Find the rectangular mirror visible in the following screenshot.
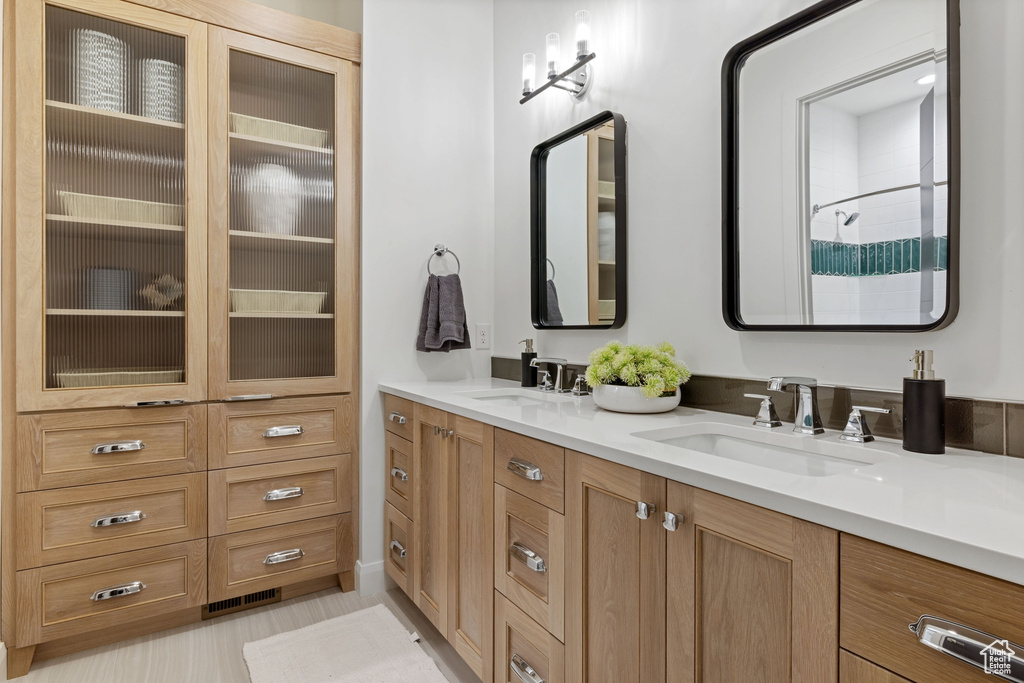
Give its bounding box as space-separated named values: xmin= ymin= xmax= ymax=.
xmin=532 ymin=111 xmax=627 ymax=329
xmin=723 ymin=0 xmax=959 ymax=331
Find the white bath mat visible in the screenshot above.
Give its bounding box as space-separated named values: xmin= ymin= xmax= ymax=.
xmin=242 ymin=603 xmax=450 ymax=683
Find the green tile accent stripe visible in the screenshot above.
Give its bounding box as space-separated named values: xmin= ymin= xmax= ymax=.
xmin=811 ymin=236 xmax=947 ymax=277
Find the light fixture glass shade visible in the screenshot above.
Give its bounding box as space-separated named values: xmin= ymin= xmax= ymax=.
xmin=916 ymin=73 xmax=936 ymax=85
xmin=522 ymin=53 xmax=536 ymax=95
xmin=575 ymin=10 xmax=591 ymax=57
xmin=546 ymin=33 xmax=560 ymax=77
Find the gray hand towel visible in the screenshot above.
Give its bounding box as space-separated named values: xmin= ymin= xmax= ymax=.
xmin=546 ymin=279 xmax=564 ymax=326
xmin=416 ymin=274 xmax=440 ymax=352
xmin=417 ymin=273 xmax=472 ymax=352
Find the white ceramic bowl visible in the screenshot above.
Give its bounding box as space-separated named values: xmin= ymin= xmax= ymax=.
xmin=591 ymin=384 xmax=680 ymax=414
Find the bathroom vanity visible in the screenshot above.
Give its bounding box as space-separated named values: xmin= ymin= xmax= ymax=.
xmin=381 ymin=380 xmax=1024 ymax=683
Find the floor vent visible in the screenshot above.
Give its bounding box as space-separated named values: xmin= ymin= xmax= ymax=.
xmin=202 ymin=587 xmax=281 ymax=620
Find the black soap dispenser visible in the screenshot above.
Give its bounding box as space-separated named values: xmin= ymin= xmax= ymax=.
xmin=903 ymin=350 xmax=945 ymax=454
xmin=520 ymin=339 xmax=538 ymax=387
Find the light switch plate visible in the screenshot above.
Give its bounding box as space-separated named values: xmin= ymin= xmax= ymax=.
xmin=475 ymin=323 xmax=491 ymax=349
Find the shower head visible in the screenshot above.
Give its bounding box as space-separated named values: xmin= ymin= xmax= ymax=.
xmin=835 ymin=210 xmax=860 ymax=226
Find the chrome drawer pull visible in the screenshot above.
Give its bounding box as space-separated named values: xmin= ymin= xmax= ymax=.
xmin=263 ymin=548 xmax=305 ymax=565
xmin=90 ymin=440 xmax=145 ymax=455
xmin=389 ymin=539 xmax=407 ymax=558
xmin=507 ymin=458 xmax=543 ymax=481
xmin=636 ymin=501 xmax=656 ymax=520
xmin=227 ymin=394 xmax=273 ymax=401
xmin=510 ymin=542 xmax=546 ymax=573
xmin=390 ymin=467 xmax=408 ymax=482
xmin=910 ymin=615 xmax=1024 ymax=682
xmin=91 ymin=581 xmax=146 ymax=601
xmin=263 ymin=425 xmax=303 ymax=438
xmin=124 ymin=399 xmax=187 ymax=408
xmin=90 ymin=510 xmax=146 ymax=528
xmin=263 ymin=487 xmax=304 ymax=502
xmin=510 ymin=654 xmax=544 ymax=683
xmin=388 ymin=411 xmax=407 ymax=424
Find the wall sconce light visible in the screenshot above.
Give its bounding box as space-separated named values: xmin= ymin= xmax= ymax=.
xmin=520 ymin=9 xmax=595 ymax=104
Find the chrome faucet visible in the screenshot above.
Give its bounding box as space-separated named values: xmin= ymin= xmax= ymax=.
xmin=531 ymin=357 xmax=569 ymax=393
xmin=767 ymin=376 xmax=824 ymax=435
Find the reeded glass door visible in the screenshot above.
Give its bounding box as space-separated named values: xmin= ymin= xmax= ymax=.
xmin=16 ymin=0 xmax=207 ymax=411
xmin=208 ymin=28 xmax=355 ymax=399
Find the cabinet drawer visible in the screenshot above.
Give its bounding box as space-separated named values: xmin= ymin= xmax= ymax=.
xmin=841 ymin=534 xmax=1024 ymax=683
xmin=840 ymin=650 xmax=912 ymax=682
xmin=14 ymin=540 xmax=206 ymax=647
xmin=16 ymin=473 xmax=206 ymax=569
xmin=385 ymin=503 xmax=413 ymax=598
xmin=17 ymin=405 xmax=207 ymax=492
xmin=385 ymin=432 xmax=413 ymax=518
xmin=494 ymin=485 xmax=564 ymax=640
xmin=383 ymin=393 xmax=414 ymax=441
xmin=208 ymin=514 xmax=351 ymax=601
xmin=209 ymin=455 xmax=350 ymax=535
xmin=209 ymin=395 xmax=352 ymax=469
xmin=495 ymin=592 xmax=564 ymax=683
xmin=493 ymin=429 xmax=565 ymax=514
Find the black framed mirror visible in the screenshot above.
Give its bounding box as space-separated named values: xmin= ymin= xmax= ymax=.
xmin=532 ymin=111 xmax=627 ymax=329
xmin=723 ymin=0 xmax=960 ymax=331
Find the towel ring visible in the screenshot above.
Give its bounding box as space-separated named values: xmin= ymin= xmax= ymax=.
xmin=546 ymin=258 xmax=555 ymax=279
xmin=427 ymin=244 xmax=461 ymax=275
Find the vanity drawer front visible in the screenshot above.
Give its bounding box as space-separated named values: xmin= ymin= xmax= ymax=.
xmin=385 ymin=432 xmax=413 ymax=518
xmin=494 ymin=592 xmax=564 ymax=683
xmin=383 ymin=394 xmax=415 ymax=441
xmin=841 ymin=534 xmax=1024 ymax=683
xmin=494 ymin=485 xmax=564 ymax=640
xmin=17 ymin=473 xmax=206 ymax=569
xmin=209 ymin=455 xmax=350 ymax=536
xmin=14 ymin=540 xmax=206 ymax=648
xmin=385 ymin=503 xmax=413 ymax=598
xmin=493 ymin=429 xmax=565 ymax=514
xmin=840 ymin=650 xmax=912 ymax=683
xmin=208 ymin=514 xmax=351 ymax=601
xmin=17 ymin=405 xmax=207 ymax=492
xmin=209 ymin=395 xmax=352 ymax=469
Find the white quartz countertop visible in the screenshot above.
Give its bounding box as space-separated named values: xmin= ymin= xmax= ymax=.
xmin=379 ymin=378 xmax=1024 ymax=586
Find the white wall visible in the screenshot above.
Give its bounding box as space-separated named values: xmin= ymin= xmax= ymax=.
xmin=361 ymin=0 xmax=494 ymax=589
xmin=248 ymin=0 xmax=362 ymax=32
xmin=493 ymin=0 xmax=1024 ymax=402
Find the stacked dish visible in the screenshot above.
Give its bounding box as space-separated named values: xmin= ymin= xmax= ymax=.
xmin=140 ymin=58 xmax=184 ymax=122
xmin=229 ymin=289 xmax=327 ymax=314
xmin=58 ymin=191 xmax=184 ymax=226
xmin=71 ymin=28 xmax=129 ymax=113
xmin=230 ymin=113 xmax=329 ymax=148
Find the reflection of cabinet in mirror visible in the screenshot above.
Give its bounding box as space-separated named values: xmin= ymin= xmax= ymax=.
xmin=586 ymin=122 xmax=616 ymax=325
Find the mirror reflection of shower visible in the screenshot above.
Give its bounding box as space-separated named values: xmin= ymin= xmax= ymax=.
xmin=832 ymin=209 xmax=859 ymax=243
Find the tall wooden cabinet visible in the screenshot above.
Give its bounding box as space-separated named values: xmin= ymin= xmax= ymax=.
xmin=2 ymin=0 xmax=360 ymax=677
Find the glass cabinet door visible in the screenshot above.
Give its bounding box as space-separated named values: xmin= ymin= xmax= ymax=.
xmin=208 ymin=28 xmax=356 ymax=399
xmin=15 ymin=0 xmax=208 ymax=411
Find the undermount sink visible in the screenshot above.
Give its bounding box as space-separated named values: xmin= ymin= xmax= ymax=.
xmin=457 ymin=388 xmax=578 ymax=408
xmin=633 ymin=422 xmax=893 ymax=477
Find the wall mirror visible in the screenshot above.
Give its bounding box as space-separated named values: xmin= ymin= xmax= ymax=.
xmin=532 ymin=111 xmax=627 ymax=329
xmin=723 ymin=0 xmax=959 ymax=331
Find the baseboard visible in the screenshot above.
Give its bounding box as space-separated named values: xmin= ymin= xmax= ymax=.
xmin=356 ymin=559 xmax=386 ymax=596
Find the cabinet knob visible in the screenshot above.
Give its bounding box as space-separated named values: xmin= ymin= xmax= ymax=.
xmin=662 ymin=511 xmax=682 ymax=532
xmin=636 ymin=501 xmax=656 ymax=520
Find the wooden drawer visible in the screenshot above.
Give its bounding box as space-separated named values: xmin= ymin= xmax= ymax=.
xmin=208 ymin=514 xmax=351 ymax=601
xmin=383 ymin=393 xmax=414 ymax=441
xmin=17 ymin=405 xmax=207 ymax=492
xmin=494 ymin=429 xmax=565 ymax=514
xmin=840 ymin=650 xmax=912 ymax=682
xmin=385 ymin=432 xmax=412 ymax=518
xmin=841 ymin=534 xmax=1024 ymax=683
xmin=14 ymin=540 xmax=206 ymax=647
xmin=385 ymin=502 xmax=413 ymax=598
xmin=494 ymin=485 xmax=564 ymax=640
xmin=16 ymin=473 xmax=206 ymax=569
xmin=209 ymin=395 xmax=352 ymax=469
xmin=495 ymin=592 xmax=564 ymax=683
xmin=209 ymin=455 xmax=350 ymax=535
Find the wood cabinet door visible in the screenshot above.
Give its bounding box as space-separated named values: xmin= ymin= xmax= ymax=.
xmin=446 ymin=415 xmax=493 ymax=682
xmin=412 ymin=403 xmax=448 ymax=635
xmin=566 ymin=450 xmax=666 ymax=683
xmin=666 ymin=482 xmax=838 ymax=683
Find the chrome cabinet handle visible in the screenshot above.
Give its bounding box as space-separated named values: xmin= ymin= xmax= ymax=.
xmin=90 ymin=440 xmax=145 ymax=455
xmin=91 ymin=581 xmax=146 ymax=601
xmin=910 ymin=615 xmax=1024 ymax=682
xmin=227 ymin=394 xmax=273 ymax=401
xmin=510 ymin=654 xmax=544 ymax=683
xmin=388 ymin=411 xmax=407 ymax=424
xmin=390 ymin=467 xmax=408 ymax=482
xmin=507 ymin=458 xmax=543 ymax=481
xmin=90 ymin=510 xmax=146 ymax=528
xmin=263 ymin=425 xmax=303 ymax=438
xmin=510 ymin=542 xmax=547 ymax=573
xmin=389 ymin=539 xmax=407 ymax=558
xmin=124 ymin=399 xmax=186 ymax=407
xmin=636 ymin=501 xmax=656 ymax=520
xmin=263 ymin=487 xmax=304 ymax=502
xmin=663 ymin=511 xmax=682 ymax=532
xmin=263 ymin=548 xmax=305 ymax=565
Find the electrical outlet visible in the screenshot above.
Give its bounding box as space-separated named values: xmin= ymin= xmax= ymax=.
xmin=475 ymin=323 xmax=491 ymax=349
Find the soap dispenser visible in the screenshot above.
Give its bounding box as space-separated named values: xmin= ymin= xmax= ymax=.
xmin=520 ymin=339 xmax=538 ymax=387
xmin=902 ymin=350 xmax=945 ymax=454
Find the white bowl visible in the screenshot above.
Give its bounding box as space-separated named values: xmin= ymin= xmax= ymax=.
xmin=591 ymin=384 xmax=680 ymax=414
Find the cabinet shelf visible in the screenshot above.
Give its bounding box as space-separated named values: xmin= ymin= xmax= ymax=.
xmin=46 ymin=100 xmax=185 ymax=130
xmin=229 ymin=230 xmax=333 ymax=245
xmin=229 ymin=312 xmax=334 ymax=319
xmin=47 ymin=214 xmax=185 ymax=234
xmin=229 ymin=132 xmax=333 ymax=155
xmin=47 ymin=309 xmax=185 ymax=317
